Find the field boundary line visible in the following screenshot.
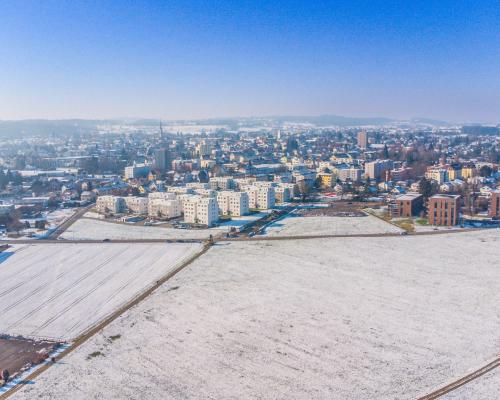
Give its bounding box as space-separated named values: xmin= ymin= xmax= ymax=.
xmin=0 ymin=241 xmax=212 ymax=400
xmin=417 ymin=356 xmax=500 ymax=400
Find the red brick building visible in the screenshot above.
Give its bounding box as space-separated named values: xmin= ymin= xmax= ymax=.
xmin=490 ymin=190 xmax=500 ymax=218
xmin=391 ymin=193 xmax=424 ymax=218
xmin=428 ymin=194 xmax=460 ymax=226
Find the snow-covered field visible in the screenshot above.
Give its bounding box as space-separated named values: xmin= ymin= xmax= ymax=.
xmin=45 ymin=208 xmax=78 ymax=228
xmin=0 ymin=242 xmax=201 ymax=340
xmin=62 ymin=213 xmax=270 ymax=241
xmin=440 ymin=368 xmax=500 ymax=399
xmin=10 ymin=230 xmax=500 ymax=399
xmin=60 ymin=218 xmax=219 ymax=240
xmin=263 ymin=213 xmax=403 ymax=236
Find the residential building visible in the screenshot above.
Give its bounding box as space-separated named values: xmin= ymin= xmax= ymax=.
xmin=209 ymin=177 xmax=235 ymax=190
xmin=275 ymin=186 xmax=291 ymax=203
xmin=183 ymin=196 xmax=219 ymax=226
xmin=243 ymin=185 xmax=276 ymax=209
xmin=124 ymin=163 xmax=151 ymax=180
xmin=217 ymin=191 xmax=249 ymax=216
xmin=96 ymin=195 xmax=126 ymax=214
xmin=336 ymin=166 xmax=362 ymax=183
xmin=428 ymin=194 xmax=460 ymax=226
xmin=148 ymin=192 xmax=177 ymax=201
xmin=425 ymin=167 xmax=448 ymax=184
xmin=390 ymin=193 xmax=423 ymax=218
xmin=148 ymin=198 xmax=182 ymax=220
xmin=364 ymin=160 xmax=394 ymax=181
xmin=357 ymin=131 xmax=368 ymax=149
xmin=318 ymin=172 xmax=336 ymax=188
xmin=154 ymin=148 xmax=171 ymax=172
xmin=124 ymin=196 xmax=148 ymax=214
xmin=489 ymin=190 xmax=500 ymax=218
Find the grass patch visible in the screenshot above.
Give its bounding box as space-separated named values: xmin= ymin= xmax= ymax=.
xmin=415 ymin=218 xmax=429 ymax=226
xmin=393 ymin=219 xmax=415 ymax=232
xmin=87 ymin=351 xmax=104 ymax=360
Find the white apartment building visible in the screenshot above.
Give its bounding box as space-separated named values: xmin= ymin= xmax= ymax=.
xmin=124 ymin=196 xmax=149 ymax=215
xmin=209 ymin=177 xmax=235 ymax=190
xmin=186 ymin=182 xmax=210 ymax=189
xmin=217 ymin=191 xmax=249 ymax=216
xmin=275 ymin=186 xmax=291 ymax=203
xmin=242 ymin=185 xmax=276 ymax=210
xmin=193 ymin=188 xmax=217 ymax=198
xmin=183 ymin=196 xmax=219 ymax=227
xmin=425 ymin=168 xmax=448 ymax=184
xmin=364 ymin=160 xmax=394 ymax=181
xmin=148 ymin=198 xmax=182 ymax=220
xmin=167 ymin=186 xmax=195 ymax=195
xmin=148 ymin=192 xmax=177 ymax=201
xmin=124 ymin=163 xmax=151 ymax=180
xmin=336 ymin=167 xmax=363 ymax=183
xmin=96 ymin=195 xmax=126 ymax=214
xmin=234 ymin=177 xmax=257 ymax=189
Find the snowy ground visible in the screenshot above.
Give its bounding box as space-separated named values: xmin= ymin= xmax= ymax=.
xmin=263 ymin=213 xmax=403 ymax=236
xmin=60 ymin=218 xmax=220 ymax=240
xmin=0 ymin=242 xmax=201 ymax=340
xmin=440 ymin=368 xmax=500 ymax=399
xmin=61 ymin=213 xmax=270 ymax=241
xmin=10 ymin=230 xmax=500 ymax=399
xmin=45 ymin=208 xmax=78 ymax=228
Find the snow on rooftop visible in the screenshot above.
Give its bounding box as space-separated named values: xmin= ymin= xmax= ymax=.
xmin=10 ymin=230 xmax=500 ymax=399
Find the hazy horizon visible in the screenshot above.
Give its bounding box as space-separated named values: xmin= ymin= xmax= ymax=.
xmin=1 ymin=1 xmax=499 ymax=123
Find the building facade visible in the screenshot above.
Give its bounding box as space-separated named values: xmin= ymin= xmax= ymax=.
xmin=96 ymin=196 xmax=126 ymax=214
xmin=217 ymin=191 xmax=249 ymax=216
xmin=391 ymin=193 xmax=423 ymax=218
xmin=428 ymin=194 xmax=460 ymax=226
xmin=489 ymin=190 xmax=500 ymax=218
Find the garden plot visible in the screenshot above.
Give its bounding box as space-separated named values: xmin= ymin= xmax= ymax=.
xmin=10 ymin=230 xmax=500 ymax=400
xmin=60 ymin=218 xmax=222 ymax=240
xmin=0 ymin=242 xmax=201 ymax=340
xmin=263 ymin=213 xmax=402 ymax=236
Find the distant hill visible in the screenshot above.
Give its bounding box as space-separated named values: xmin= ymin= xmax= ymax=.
xmin=0 ymin=114 xmax=458 ymax=137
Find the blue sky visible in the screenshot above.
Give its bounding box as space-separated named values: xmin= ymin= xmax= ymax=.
xmin=1 ymin=0 xmax=499 ymax=122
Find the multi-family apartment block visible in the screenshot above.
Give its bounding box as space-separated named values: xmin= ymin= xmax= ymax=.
xmin=489 ymin=190 xmax=500 ymax=218
xmin=124 ymin=196 xmax=149 ymax=215
xmin=209 ymin=177 xmax=235 ymax=190
xmin=364 ymin=160 xmax=394 ymax=181
xmin=336 ymin=166 xmax=363 ymax=183
xmin=428 ymin=194 xmax=460 ymax=226
xmin=274 ymin=186 xmax=291 ymax=203
xmin=124 ymin=163 xmax=151 ymax=180
xmin=390 ymin=193 xmax=423 ymax=218
xmin=183 ymin=196 xmax=219 ymax=227
xmin=148 ymin=198 xmax=182 ymax=219
xmin=242 ymin=185 xmax=276 ymax=210
xmin=217 ymin=191 xmax=249 ymax=216
xmin=96 ymin=195 xmax=126 ymax=214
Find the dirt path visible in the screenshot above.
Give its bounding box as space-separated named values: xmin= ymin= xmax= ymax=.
xmin=418 ymin=357 xmax=500 ymax=399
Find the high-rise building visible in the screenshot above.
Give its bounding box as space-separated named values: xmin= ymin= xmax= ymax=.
xmin=154 ymin=148 xmax=171 ymax=172
xmin=357 ymin=131 xmax=368 ymax=149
